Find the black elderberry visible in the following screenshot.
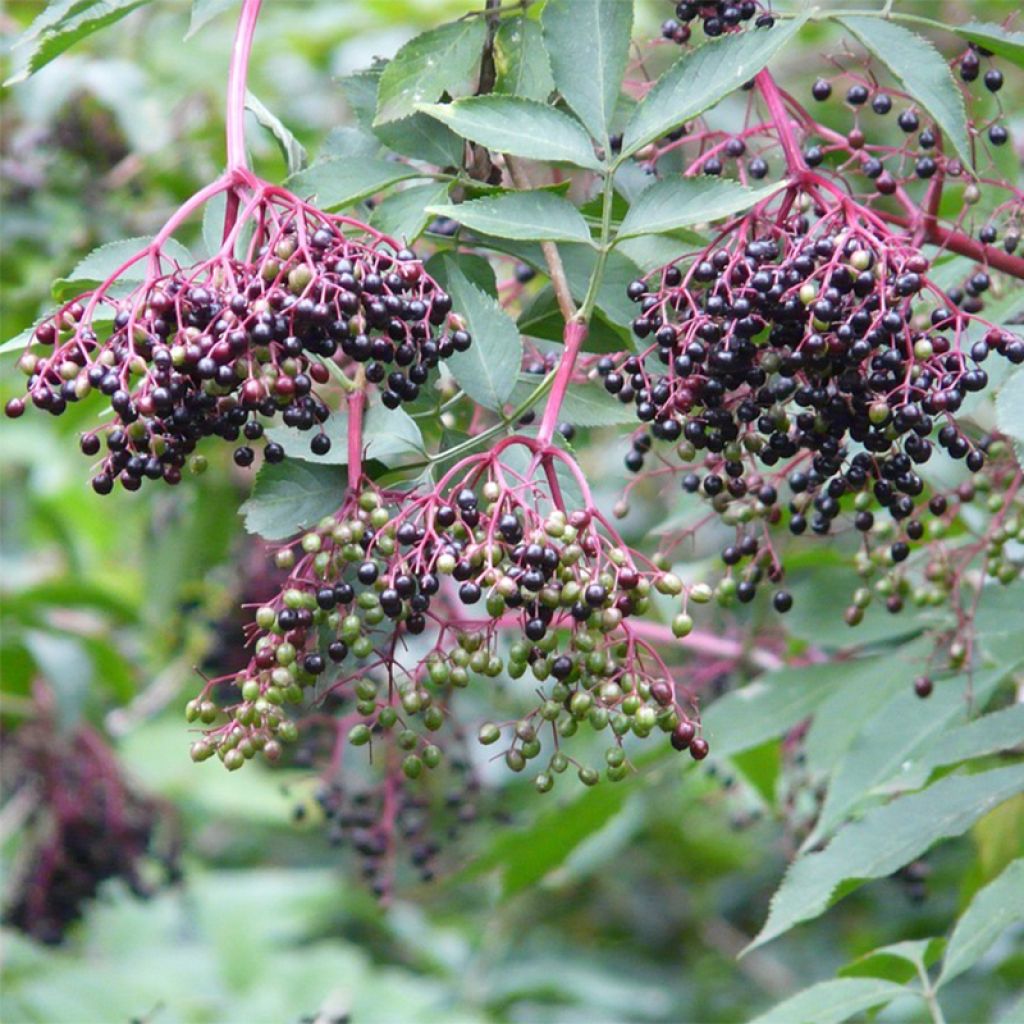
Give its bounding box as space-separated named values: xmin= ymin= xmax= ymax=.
xmin=812 ymin=78 xmax=832 ymax=101
xmin=846 ymin=84 xmax=869 ymax=105
xmin=984 ymin=68 xmax=1003 ymax=92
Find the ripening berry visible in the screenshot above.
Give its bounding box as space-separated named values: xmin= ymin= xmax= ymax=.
xmin=812 ymin=78 xmax=832 ymax=101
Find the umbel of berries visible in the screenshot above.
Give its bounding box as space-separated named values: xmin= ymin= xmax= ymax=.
xmin=3 ymin=0 xmax=470 ymax=495
xmin=189 ymin=434 xmax=711 ymax=795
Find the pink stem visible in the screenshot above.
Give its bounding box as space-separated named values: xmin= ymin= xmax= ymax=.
xmin=756 ymin=69 xmax=803 ymax=178
xmin=226 ymin=0 xmax=263 ymax=174
xmin=347 ymin=389 xmax=365 ymax=483
xmin=536 ymin=320 xmax=587 ymax=447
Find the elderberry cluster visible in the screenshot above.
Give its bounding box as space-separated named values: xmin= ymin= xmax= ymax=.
xmin=2 ymin=717 xmax=177 ymax=944
xmin=807 ymin=53 xmax=1014 ymax=203
xmin=294 ymin=720 xmax=485 ymax=893
xmin=603 ymin=202 xmax=1022 ymax=599
xmin=662 ymin=0 xmax=773 ymax=44
xmin=5 ymin=206 xmax=466 ymax=493
xmin=190 ymin=454 xmax=709 ymax=795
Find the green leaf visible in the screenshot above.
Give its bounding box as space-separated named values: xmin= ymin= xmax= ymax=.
xmin=371 ymin=182 xmax=451 ymax=243
xmin=802 ymin=638 xmax=931 ymax=778
xmin=996 ymin=367 xmax=1024 ymax=465
xmin=541 ymin=0 xmax=632 ymax=146
xmin=375 ymin=114 xmax=466 ymax=169
xmin=839 ymin=17 xmax=972 ymax=170
xmin=464 ymin=781 xmax=630 ymax=896
xmin=240 ymin=460 xmax=347 ymax=541
xmin=621 ymin=16 xmax=808 ymax=157
xmin=494 ymin=17 xmax=555 ymax=102
xmin=954 ymin=22 xmax=1024 ymax=70
xmin=615 ymin=231 xmax=709 ymax=272
xmin=288 ymin=157 xmax=423 ymax=212
xmin=703 ymin=654 xmax=901 ymax=760
xmin=877 ymin=703 xmax=1024 ymax=799
xmin=750 ymin=977 xmax=908 ymax=1024
xmin=374 ymin=19 xmax=488 ymax=125
xmin=6 ymin=0 xmax=152 ymax=85
xmin=319 ymin=125 xmax=381 ymax=161
xmin=267 ymin=403 xmax=424 ymax=467
xmin=507 ymin=376 xmax=639 ymax=426
xmin=429 ymin=191 xmax=592 ymax=244
xmin=806 ymin=659 xmax=1020 ymax=846
xmin=748 ymin=764 xmax=1024 ymax=951
xmin=939 ymin=858 xmax=1024 ymax=986
xmin=841 ymin=939 xmax=945 ymax=984
xmin=52 ymin=236 xmax=194 ymax=300
xmin=615 ymin=177 xmax=781 ymax=241
xmin=441 ymin=260 xmax=522 ymax=410
xmin=417 ymin=97 xmax=603 ymax=171
xmin=185 ymin=0 xmax=236 ymax=39
xmin=246 ymin=90 xmax=307 ymax=176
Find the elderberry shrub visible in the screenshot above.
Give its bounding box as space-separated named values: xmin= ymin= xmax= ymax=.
xmin=6 ymin=204 xmax=466 ymax=494
xmin=2 ymin=713 xmax=178 ymax=944
xmin=190 ymin=456 xmax=709 ymax=795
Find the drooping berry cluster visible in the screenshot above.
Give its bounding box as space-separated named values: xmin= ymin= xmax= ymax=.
xmin=190 ymin=442 xmax=710 ymax=802
xmin=5 ymin=186 xmax=467 ymax=493
xmin=2 ymin=706 xmax=178 ymax=944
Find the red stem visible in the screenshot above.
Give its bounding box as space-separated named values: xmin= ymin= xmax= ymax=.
xmin=877 ymin=210 xmax=1024 ymax=280
xmin=755 ymin=69 xmax=804 ymax=178
xmin=536 ymin=320 xmax=587 ymax=447
xmin=347 ymin=388 xmax=366 ymax=483
xmin=226 ymin=0 xmax=263 ymax=174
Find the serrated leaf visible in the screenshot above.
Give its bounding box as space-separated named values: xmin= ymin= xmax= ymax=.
xmin=494 ymin=17 xmax=554 ymax=102
xmin=507 ymin=376 xmax=639 ymax=426
xmin=429 ymin=191 xmax=592 ymax=244
xmin=839 ymin=16 xmax=972 ymax=169
xmin=240 ymin=461 xmax=347 ymax=541
xmin=441 ymin=261 xmax=522 ymax=410
xmin=374 ymin=19 xmax=488 ymax=125
xmin=748 ymin=764 xmax=1024 ymax=951
xmin=541 ymin=0 xmax=632 ymax=146
xmin=621 ymin=16 xmax=808 ymax=157
xmin=246 ymin=90 xmax=307 ymax=176
xmin=939 ymin=858 xmax=1024 ymax=986
xmin=955 ymin=22 xmax=1024 ymax=70
xmin=371 ymin=182 xmax=451 ymax=243
xmin=417 ymin=97 xmax=603 ymax=171
xmin=288 ymin=157 xmax=423 ymax=212
xmin=750 ymin=977 xmax=908 ymax=1024
xmin=6 ymin=0 xmax=152 ymax=85
xmin=616 ymin=177 xmax=781 ymax=241
xmin=877 ymin=704 xmax=1024 ymax=799
xmin=703 ymin=653 xmax=913 ymax=760
xmin=54 ymin=236 xmax=194 ymax=299
xmin=185 ymin=0 xmax=236 ymax=39
xmin=806 ymin=659 xmax=1020 ymax=847
xmin=375 ymin=113 xmax=466 ymax=168
xmin=996 ymin=366 xmax=1024 ymax=465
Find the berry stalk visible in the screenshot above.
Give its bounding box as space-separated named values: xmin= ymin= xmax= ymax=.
xmin=536 ymin=320 xmax=588 ymax=447
xmin=226 ymin=0 xmax=263 ymax=174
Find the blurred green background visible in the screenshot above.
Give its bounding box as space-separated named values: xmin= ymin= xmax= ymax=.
xmin=2 ymin=2 xmax=1022 ymax=1022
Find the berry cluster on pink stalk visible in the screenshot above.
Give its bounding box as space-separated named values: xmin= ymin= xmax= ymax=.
xmin=5 ymin=0 xmax=466 ymax=494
